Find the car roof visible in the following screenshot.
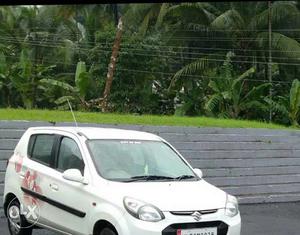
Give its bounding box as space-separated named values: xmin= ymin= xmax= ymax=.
xmin=27 ymin=126 xmax=162 ymax=141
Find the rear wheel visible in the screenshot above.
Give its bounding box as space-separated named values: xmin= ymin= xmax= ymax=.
xmin=99 ymin=227 xmax=117 ymax=235
xmin=7 ymin=199 xmax=33 ymax=235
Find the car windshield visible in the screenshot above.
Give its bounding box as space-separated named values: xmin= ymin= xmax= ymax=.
xmin=87 ymin=140 xmax=198 ymax=182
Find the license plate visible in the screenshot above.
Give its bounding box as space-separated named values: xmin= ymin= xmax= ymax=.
xmin=178 ymin=227 xmax=217 ymax=235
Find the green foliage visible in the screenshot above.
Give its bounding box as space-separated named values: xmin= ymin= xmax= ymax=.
xmin=205 ymin=52 xmax=270 ymax=119
xmin=289 ymin=79 xmax=300 ymax=124
xmin=266 ymin=79 xmax=300 ymax=126
xmin=40 ymin=78 xmax=77 ymax=93
xmin=75 ymin=61 xmax=91 ymax=98
xmin=0 ymin=4 xmax=299 ymax=127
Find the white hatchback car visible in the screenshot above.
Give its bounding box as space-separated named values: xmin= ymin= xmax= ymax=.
xmin=3 ymin=127 xmax=241 ymax=235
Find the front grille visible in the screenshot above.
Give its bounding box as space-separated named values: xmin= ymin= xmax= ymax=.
xmin=170 ymin=209 xmax=218 ymax=216
xmin=162 ymin=221 xmax=228 ymax=235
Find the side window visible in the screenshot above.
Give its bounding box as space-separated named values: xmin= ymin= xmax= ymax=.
xmin=30 ymin=135 xmax=55 ymax=166
xmin=57 ymin=137 xmax=84 ymax=174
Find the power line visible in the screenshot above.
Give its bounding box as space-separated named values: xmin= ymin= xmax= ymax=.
xmin=3 ymin=31 xmax=300 ymax=42
xmin=172 ymin=28 xmax=300 ymax=32
xmin=2 ymin=39 xmax=296 ymax=62
xmin=1 ymin=34 xmax=300 ymax=54
xmin=8 ymin=25 xmax=300 ymax=32
xmin=115 ymin=68 xmax=293 ymax=84
xmin=2 ymin=38 xmax=300 ymax=66
xmin=1 ymin=36 xmax=300 ymax=63
xmin=1 ymin=52 xmax=294 ymax=85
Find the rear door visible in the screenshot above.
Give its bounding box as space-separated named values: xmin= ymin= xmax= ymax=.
xmin=20 ymin=133 xmax=57 ymax=225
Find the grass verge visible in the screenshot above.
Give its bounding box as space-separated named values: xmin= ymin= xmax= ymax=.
xmin=0 ymin=108 xmax=295 ymax=130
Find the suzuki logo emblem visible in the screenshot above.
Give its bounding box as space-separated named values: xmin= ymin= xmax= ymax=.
xmin=191 ymin=211 xmax=202 ymax=221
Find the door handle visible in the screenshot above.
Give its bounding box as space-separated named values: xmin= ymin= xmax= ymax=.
xmin=19 ymin=172 xmax=25 ymax=179
xmin=50 ymin=184 xmax=59 ymax=191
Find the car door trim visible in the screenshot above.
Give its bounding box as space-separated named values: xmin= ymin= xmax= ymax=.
xmin=21 ymin=187 xmax=86 ymax=218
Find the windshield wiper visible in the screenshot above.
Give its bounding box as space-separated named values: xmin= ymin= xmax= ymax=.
xmin=174 ymin=175 xmax=197 ymax=181
xmin=123 ymin=175 xmax=175 ymax=182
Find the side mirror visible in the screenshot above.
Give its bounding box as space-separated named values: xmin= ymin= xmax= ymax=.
xmin=193 ymin=168 xmax=203 ymax=179
xmin=62 ymin=169 xmax=88 ymax=185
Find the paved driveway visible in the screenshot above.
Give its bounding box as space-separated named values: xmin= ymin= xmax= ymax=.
xmin=0 ymin=202 xmax=299 ymax=235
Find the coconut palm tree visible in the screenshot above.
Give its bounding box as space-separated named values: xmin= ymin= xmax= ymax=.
xmin=169 ymin=2 xmax=300 ymax=79
xmin=123 ymin=3 xmax=172 ymax=37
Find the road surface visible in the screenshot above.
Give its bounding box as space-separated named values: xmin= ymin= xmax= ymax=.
xmin=0 ymin=202 xmax=299 ymax=235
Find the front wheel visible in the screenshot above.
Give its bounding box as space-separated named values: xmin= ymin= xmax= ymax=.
xmin=99 ymin=227 xmax=117 ymax=235
xmin=7 ymin=199 xmax=33 ymax=235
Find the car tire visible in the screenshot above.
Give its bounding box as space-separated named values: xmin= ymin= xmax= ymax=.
xmin=99 ymin=227 xmax=117 ymax=235
xmin=7 ymin=199 xmax=33 ymax=235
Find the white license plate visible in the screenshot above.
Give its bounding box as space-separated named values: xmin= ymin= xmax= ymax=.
xmin=178 ymin=227 xmax=217 ymax=235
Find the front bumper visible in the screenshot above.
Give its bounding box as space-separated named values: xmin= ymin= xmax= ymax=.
xmin=116 ymin=209 xmax=241 ymax=235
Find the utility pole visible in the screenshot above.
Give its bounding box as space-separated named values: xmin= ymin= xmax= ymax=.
xmin=113 ymin=3 xmax=119 ymax=27
xmin=268 ymin=0 xmax=273 ymax=122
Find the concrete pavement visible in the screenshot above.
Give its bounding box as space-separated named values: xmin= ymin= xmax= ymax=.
xmin=0 ymin=202 xmax=299 ymax=235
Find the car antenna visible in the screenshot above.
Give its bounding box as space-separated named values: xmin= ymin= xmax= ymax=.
xmin=67 ymin=98 xmax=78 ymax=128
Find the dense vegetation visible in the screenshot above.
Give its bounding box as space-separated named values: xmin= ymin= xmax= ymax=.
xmin=0 ymin=2 xmax=300 ymax=127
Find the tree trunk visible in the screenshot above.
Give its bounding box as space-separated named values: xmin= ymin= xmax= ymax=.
xmin=101 ymin=17 xmax=123 ymax=112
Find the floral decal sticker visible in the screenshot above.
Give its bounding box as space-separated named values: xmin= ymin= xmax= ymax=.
xmin=22 ymin=170 xmax=43 ymax=206
xmin=14 ymin=153 xmax=23 ymax=173
xmin=12 ymin=153 xmax=44 ymax=207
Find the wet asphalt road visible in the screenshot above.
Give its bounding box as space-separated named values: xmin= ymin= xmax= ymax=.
xmin=0 ymin=202 xmax=299 ymax=235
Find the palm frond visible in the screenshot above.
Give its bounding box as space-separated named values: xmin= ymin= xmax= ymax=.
xmin=249 ymin=1 xmax=299 ymax=30
xmin=232 ymin=67 xmax=256 ymax=101
xmin=55 ymin=96 xmax=75 ymax=105
xmin=264 ymin=97 xmax=289 ymax=116
xmin=242 ymin=83 xmax=270 ymax=103
xmin=138 ymin=11 xmax=151 ymax=36
xmin=205 ymin=94 xmax=222 ymax=113
xmin=170 ymin=56 xmax=217 ymax=88
xmin=39 ymin=78 xmax=77 ymax=93
xmin=257 ymin=32 xmax=300 ymax=60
xmin=211 ymin=9 xmax=244 ymax=30
xmin=166 ymin=3 xmax=218 ymax=25
xmin=123 ymin=3 xmax=156 ymax=35
xmin=218 ymin=111 xmax=231 ymax=119
xmin=240 ymin=100 xmax=269 ymax=112
xmin=208 ymin=80 xmax=221 ymax=93
xmin=237 ymin=67 xmax=256 ymax=80
xmin=155 ymin=3 xmax=170 ymax=28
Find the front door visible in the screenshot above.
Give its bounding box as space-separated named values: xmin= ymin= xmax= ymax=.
xmin=42 ymin=135 xmax=91 ymax=235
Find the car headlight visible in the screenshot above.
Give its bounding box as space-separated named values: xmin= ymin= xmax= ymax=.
xmin=225 ymin=194 xmax=239 ymax=217
xmin=123 ymin=197 xmax=164 ymax=222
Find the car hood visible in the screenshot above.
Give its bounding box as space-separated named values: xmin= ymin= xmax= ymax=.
xmin=107 ymin=179 xmax=227 ymax=211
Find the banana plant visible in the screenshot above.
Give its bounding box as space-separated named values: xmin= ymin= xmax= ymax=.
xmin=39 ymin=61 xmax=92 ymax=110
xmin=205 ymin=52 xmax=270 ymax=119
xmin=265 ymin=79 xmax=300 ymax=127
